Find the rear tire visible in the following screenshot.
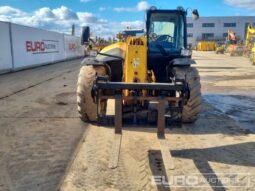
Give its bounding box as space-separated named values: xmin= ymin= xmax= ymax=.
xmin=174 ymin=66 xmax=202 ymax=123
xmin=77 ymin=65 xmax=107 ymax=122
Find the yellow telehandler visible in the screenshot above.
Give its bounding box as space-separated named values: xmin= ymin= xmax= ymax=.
xmin=77 ymin=7 xmax=201 ymax=173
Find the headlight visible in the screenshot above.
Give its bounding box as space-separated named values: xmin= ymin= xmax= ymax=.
xmin=181 ymin=49 xmax=192 ymax=57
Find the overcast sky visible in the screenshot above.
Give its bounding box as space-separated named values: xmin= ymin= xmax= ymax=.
xmin=0 ymin=0 xmax=255 ymax=37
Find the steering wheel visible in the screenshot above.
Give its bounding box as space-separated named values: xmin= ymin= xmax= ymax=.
xmin=157 ymin=34 xmax=173 ymax=42
xmin=149 ymin=32 xmax=158 ymax=41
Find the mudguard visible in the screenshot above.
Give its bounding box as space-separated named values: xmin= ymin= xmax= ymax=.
xmin=170 ymin=58 xmax=196 ymax=66
xmin=81 ymin=42 xmax=126 ymax=66
xmin=81 ymin=57 xmax=102 ymax=66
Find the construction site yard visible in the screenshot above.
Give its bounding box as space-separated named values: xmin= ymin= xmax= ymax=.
xmin=0 ymin=51 xmax=255 ymax=191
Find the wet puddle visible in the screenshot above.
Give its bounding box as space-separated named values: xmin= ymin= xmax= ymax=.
xmin=204 ymin=94 xmax=255 ymax=132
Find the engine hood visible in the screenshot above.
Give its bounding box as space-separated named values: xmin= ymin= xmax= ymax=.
xmin=96 ymin=42 xmax=126 ymax=62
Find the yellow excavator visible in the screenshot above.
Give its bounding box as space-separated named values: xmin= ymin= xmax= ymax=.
xmin=77 ymin=7 xmax=201 ymax=172
xmin=244 ymin=24 xmax=255 ymax=65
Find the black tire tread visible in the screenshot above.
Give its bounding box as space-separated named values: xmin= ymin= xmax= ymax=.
xmin=174 ymin=66 xmax=202 ymax=123
xmin=77 ymin=65 xmax=107 ymax=122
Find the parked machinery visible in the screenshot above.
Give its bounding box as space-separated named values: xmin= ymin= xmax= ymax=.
xmin=77 ymin=7 xmax=201 ymax=172
xmin=225 ymin=30 xmax=244 ymax=56
xmin=251 ymin=46 xmax=255 ymax=65
xmin=243 ymin=24 xmax=255 ymax=65
xmin=81 ymin=26 xmax=111 ymax=56
xmin=115 ymin=28 xmax=145 ymax=43
xmin=215 ymin=43 xmax=225 ymax=54
xmin=122 ymin=28 xmax=144 ymax=39
xmin=197 ymin=41 xmax=216 ymax=51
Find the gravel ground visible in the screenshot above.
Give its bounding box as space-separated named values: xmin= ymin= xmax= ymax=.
xmin=0 ymin=52 xmax=255 ymax=191
xmin=0 ymin=59 xmax=86 ymax=191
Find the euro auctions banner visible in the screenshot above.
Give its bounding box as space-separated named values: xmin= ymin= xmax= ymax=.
xmin=64 ymin=35 xmax=84 ymax=59
xmin=0 ymin=22 xmax=12 ymax=72
xmin=11 ymin=23 xmax=65 ymax=69
xmin=26 ymin=40 xmax=60 ymax=54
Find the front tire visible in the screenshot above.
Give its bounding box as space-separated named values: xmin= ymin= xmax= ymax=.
xmin=77 ymin=65 xmax=107 ymax=122
xmin=174 ymin=66 xmax=202 ymax=123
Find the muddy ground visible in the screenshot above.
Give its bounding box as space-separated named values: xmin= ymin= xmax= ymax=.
xmin=0 ymin=52 xmax=255 ymax=191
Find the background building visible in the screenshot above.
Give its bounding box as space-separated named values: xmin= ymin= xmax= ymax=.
xmin=187 ymin=16 xmax=255 ymax=46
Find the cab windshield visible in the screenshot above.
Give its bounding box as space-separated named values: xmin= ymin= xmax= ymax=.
xmin=148 ymin=12 xmax=185 ymax=55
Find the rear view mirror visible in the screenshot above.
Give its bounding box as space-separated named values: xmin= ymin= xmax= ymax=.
xmin=81 ymin=26 xmax=90 ymax=45
xmin=192 ymin=9 xmax=199 ymax=20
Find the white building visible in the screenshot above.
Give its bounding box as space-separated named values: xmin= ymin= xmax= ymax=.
xmin=187 ymin=16 xmax=255 ymax=46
